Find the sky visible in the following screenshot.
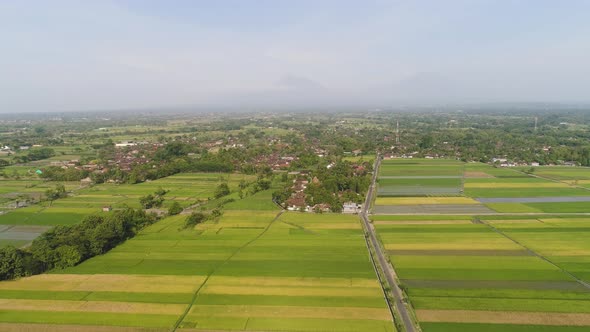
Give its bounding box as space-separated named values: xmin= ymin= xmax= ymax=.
xmin=1 ymin=0 xmax=590 ymax=112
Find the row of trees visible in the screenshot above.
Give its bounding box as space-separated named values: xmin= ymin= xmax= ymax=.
xmin=40 ymin=166 xmax=89 ymax=181
xmin=12 ymin=147 xmax=56 ymax=163
xmin=0 ymin=208 xmax=157 ymax=281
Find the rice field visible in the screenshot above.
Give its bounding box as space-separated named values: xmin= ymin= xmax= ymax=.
xmin=0 ymin=191 xmax=395 ymax=331
xmin=371 ymin=159 xmax=590 ymax=331
xmin=373 ymin=216 xmax=590 ymax=331
xmin=0 ymin=173 xmax=254 ymax=247
xmin=377 ymin=159 xmax=464 ymax=196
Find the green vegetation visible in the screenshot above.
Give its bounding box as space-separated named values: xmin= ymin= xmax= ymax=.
xmin=2 ymin=110 xmax=590 ymax=331
xmin=0 ymin=208 xmax=156 ymax=280
xmin=0 ymin=190 xmax=394 ymax=331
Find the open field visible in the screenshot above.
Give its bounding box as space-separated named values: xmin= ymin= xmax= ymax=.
xmin=518 ymin=167 xmax=590 ymax=181
xmin=377 ymin=159 xmax=464 ymax=196
xmin=0 ymin=173 xmax=255 ymax=248
xmin=372 ymin=215 xmax=590 ymax=331
xmin=0 ymin=190 xmax=395 ymax=331
xmin=0 ymin=180 xmax=80 ymax=207
xmin=466 ymin=187 xmax=590 ymax=198
xmin=459 ymin=164 xmax=590 ymax=213
xmin=373 ymin=204 xmax=494 ymax=214
xmin=492 ymin=219 xmax=590 ymax=283
xmin=0 ymin=225 xmax=51 ymax=248
xmin=375 ymin=197 xmax=478 ymax=205
xmin=372 ymin=159 xmax=502 ymax=214
xmin=372 ymin=160 xmax=590 ymax=331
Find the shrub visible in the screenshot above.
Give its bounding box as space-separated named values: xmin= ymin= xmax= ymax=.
xmin=168 ymin=201 xmax=183 ymax=215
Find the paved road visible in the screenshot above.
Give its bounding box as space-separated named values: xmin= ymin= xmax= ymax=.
xmin=361 ymin=155 xmax=416 ymax=332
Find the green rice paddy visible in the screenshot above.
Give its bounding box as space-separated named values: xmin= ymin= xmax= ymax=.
xmin=0 ymin=185 xmax=395 ymax=331
xmin=372 ymin=159 xmax=590 ymax=331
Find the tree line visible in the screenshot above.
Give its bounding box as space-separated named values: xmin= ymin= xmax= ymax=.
xmin=0 ymin=208 xmax=157 ymax=281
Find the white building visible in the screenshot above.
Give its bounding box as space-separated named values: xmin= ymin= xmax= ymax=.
xmin=342 ymin=202 xmax=362 ymax=214
xmin=115 ymin=141 xmax=137 ymax=148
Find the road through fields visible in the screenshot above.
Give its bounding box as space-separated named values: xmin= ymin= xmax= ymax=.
xmin=361 ymin=155 xmax=416 ymax=332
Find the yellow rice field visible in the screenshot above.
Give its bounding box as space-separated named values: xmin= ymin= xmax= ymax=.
xmin=200 ymin=284 xmax=383 ymax=297
xmin=188 ymin=305 xmax=391 ymax=320
xmin=206 ymin=276 xmax=380 ymax=288
xmin=0 ymin=299 xmax=185 ymax=315
xmin=0 ymin=274 xmax=206 ymax=293
xmin=416 ymin=309 xmax=590 ymax=326
xmin=373 ymin=220 xmax=472 ymax=225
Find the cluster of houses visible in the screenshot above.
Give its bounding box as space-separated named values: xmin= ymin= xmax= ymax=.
xmin=284 ymin=175 xmax=362 ymax=214
xmin=0 ymin=146 xmax=12 ymax=156
xmin=0 ymin=144 xmax=45 ymax=156
xmin=45 ymin=141 xmax=165 ymax=184
xmin=285 ymin=176 xmax=311 ymax=211
xmin=109 ymin=142 xmax=163 ymax=171
xmin=383 ymin=153 xmax=415 ymax=159
xmin=251 ymin=152 xmax=298 ymax=171
xmin=201 ymin=137 xmax=245 ymax=151
xmin=47 ymin=159 xmax=106 ymax=176
xmin=491 ymin=158 xmax=578 ymax=167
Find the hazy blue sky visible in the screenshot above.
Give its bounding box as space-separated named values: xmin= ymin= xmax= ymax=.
xmin=1 ymin=0 xmax=590 ymax=112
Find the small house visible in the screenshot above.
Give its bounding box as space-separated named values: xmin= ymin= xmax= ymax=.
xmin=102 ymin=206 xmax=112 ymax=212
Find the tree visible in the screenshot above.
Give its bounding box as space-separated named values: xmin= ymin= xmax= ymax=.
xmin=139 ymin=194 xmax=156 ymax=209
xmin=54 ymin=245 xmax=82 ymax=269
xmin=214 ymin=183 xmax=230 ymax=199
xmin=256 ymin=179 xmax=271 ymax=191
xmin=0 ymin=246 xmax=26 ymax=280
xmin=168 ymin=201 xmax=183 ymax=215
xmin=140 ymin=189 xmax=165 ymax=209
xmin=154 ymin=187 xmax=168 ymax=197
xmin=45 ymin=184 xmax=66 ymax=205
xmin=0 ymin=208 xmax=156 ymax=281
xmin=184 ymin=212 xmax=206 ymax=228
